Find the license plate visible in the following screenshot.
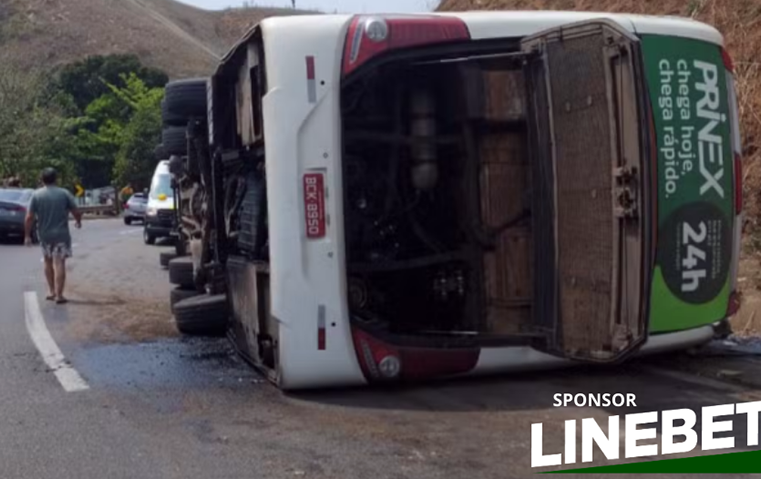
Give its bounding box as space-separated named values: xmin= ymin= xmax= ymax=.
xmin=0 ymin=209 xmax=13 ymax=217
xmin=303 ymin=173 xmax=326 ymax=239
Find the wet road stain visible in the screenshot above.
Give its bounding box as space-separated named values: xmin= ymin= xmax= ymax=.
xmin=70 ymin=337 xmax=264 ymax=390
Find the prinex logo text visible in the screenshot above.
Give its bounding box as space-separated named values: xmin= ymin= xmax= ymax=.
xmin=695 ymin=60 xmax=726 ymax=199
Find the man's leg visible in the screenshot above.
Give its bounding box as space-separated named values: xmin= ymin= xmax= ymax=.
xmin=53 ymin=257 xmax=67 ymax=301
xmin=43 ymin=256 xmax=55 ymax=299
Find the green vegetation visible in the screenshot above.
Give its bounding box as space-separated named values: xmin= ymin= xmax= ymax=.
xmin=53 ymin=54 xmax=167 ymax=113
xmin=0 ymin=69 xmax=75 ymax=187
xmin=0 ymin=54 xmax=167 ymax=192
xmin=111 ymin=74 xmax=165 ymax=189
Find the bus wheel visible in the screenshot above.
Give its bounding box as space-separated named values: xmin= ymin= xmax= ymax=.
xmin=164 ymin=78 xmax=208 ymax=120
xmin=163 ymin=126 xmax=188 ymax=157
xmin=170 ymin=286 xmax=200 ymax=312
xmin=160 ymin=251 xmax=178 ymax=268
xmin=168 ymin=256 xmax=194 ymax=288
xmin=173 ymin=294 xmax=228 ymax=336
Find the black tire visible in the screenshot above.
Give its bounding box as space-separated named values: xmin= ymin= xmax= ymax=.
xmin=168 ymin=256 xmax=194 ymax=288
xmin=154 ymin=143 xmax=168 ymax=161
xmin=163 ymin=126 xmax=187 ymax=157
xmin=161 ymin=99 xmax=186 ymax=127
xmin=124 ymin=217 xmax=132 ymax=226
xmin=237 ymin=174 xmax=267 ymax=255
xmin=160 ymin=250 xmax=178 ymax=268
xmin=164 ymin=78 xmax=208 ymax=120
xmin=143 ymin=228 xmax=156 ymax=245
xmin=170 ymin=286 xmax=200 ymax=311
xmin=173 ymin=294 xmax=228 ymax=336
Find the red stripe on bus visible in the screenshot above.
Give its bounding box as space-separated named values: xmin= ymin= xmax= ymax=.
xmin=306 ymin=56 xmax=315 ymax=80
xmin=318 ymin=328 xmax=326 ymax=350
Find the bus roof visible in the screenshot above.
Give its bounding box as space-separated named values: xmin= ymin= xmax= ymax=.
xmin=216 ymin=11 xmax=723 ymax=76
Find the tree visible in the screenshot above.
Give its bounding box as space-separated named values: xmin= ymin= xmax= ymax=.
xmin=0 ymin=56 xmax=167 ymax=191
xmin=59 ymin=71 xmax=164 ymax=188
xmin=0 ymin=65 xmax=77 ymax=188
xmin=53 ymin=54 xmax=168 ymax=113
xmin=111 ymin=74 xmax=164 ymax=189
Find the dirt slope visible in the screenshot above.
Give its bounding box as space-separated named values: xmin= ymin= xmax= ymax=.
xmin=0 ymin=0 xmax=306 ymax=78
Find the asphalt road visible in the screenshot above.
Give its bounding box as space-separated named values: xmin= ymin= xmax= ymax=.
xmin=0 ymin=218 xmax=759 ymax=478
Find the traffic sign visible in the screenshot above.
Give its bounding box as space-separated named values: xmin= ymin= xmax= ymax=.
xmin=75 ymin=184 xmax=84 ymax=197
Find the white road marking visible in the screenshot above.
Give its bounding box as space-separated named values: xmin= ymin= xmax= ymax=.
xmin=119 ymin=229 xmax=142 ymax=236
xmin=23 ymin=291 xmax=89 ymax=392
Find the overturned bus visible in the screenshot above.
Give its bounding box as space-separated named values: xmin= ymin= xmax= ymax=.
xmin=159 ymin=11 xmax=743 ymax=390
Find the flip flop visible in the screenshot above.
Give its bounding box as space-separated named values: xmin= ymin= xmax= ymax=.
xmin=55 ymin=298 xmax=69 ymax=305
xmin=45 ymin=295 xmax=55 ymax=301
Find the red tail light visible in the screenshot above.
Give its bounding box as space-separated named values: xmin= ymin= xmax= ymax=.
xmin=342 ymin=15 xmax=470 ymax=76
xmin=124 ymin=203 xmax=129 ymax=209
xmin=351 ymin=327 xmax=480 ymax=382
xmin=735 ymin=152 xmax=743 ymax=213
xmin=722 ymin=47 xmax=735 ymax=74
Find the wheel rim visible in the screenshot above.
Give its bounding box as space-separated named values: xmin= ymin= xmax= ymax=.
xmin=144 ymin=229 xmax=149 ymax=242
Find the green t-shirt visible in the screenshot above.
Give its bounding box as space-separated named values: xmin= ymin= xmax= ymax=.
xmin=29 ymin=186 xmax=77 ymax=245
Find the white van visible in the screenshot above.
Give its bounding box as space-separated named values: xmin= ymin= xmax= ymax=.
xmin=143 ymin=160 xmax=176 ymax=245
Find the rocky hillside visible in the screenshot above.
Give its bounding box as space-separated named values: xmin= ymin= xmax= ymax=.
xmin=439 ymin=0 xmax=761 ymax=238
xmin=0 ymin=0 xmax=307 ymax=78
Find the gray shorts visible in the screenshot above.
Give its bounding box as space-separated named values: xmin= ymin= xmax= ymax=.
xmin=41 ymin=242 xmax=72 ymax=259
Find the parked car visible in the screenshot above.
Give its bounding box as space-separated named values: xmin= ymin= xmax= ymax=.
xmin=0 ymin=188 xmax=37 ymax=244
xmin=123 ymin=192 xmax=148 ymax=225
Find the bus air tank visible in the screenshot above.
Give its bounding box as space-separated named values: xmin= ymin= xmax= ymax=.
xmin=410 ymin=89 xmax=438 ymax=191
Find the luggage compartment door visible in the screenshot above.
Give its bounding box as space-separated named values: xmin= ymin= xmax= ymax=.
xmin=522 ymin=19 xmax=648 ymax=362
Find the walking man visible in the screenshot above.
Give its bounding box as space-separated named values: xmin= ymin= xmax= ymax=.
xmin=24 ymin=168 xmax=82 ymax=304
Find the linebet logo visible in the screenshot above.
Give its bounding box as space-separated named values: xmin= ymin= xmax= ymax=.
xmin=531 ymin=394 xmax=761 ymax=470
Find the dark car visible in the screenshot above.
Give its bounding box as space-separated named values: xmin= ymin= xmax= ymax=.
xmin=0 ymin=188 xmax=37 ymax=244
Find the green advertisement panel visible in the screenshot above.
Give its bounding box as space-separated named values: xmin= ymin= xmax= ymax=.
xmin=641 ymin=35 xmax=733 ymax=333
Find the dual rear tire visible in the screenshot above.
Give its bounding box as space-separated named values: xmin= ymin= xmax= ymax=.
xmin=159 ymin=250 xmax=177 ymax=268
xmin=160 ymin=79 xmax=225 ymax=337
xmin=171 ymin=291 xmax=228 ymax=336
xmin=163 ymin=79 xmax=207 ymax=123
xmin=161 ymin=78 xmax=208 ymax=156
xmin=167 ymin=257 xmax=227 ymax=336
